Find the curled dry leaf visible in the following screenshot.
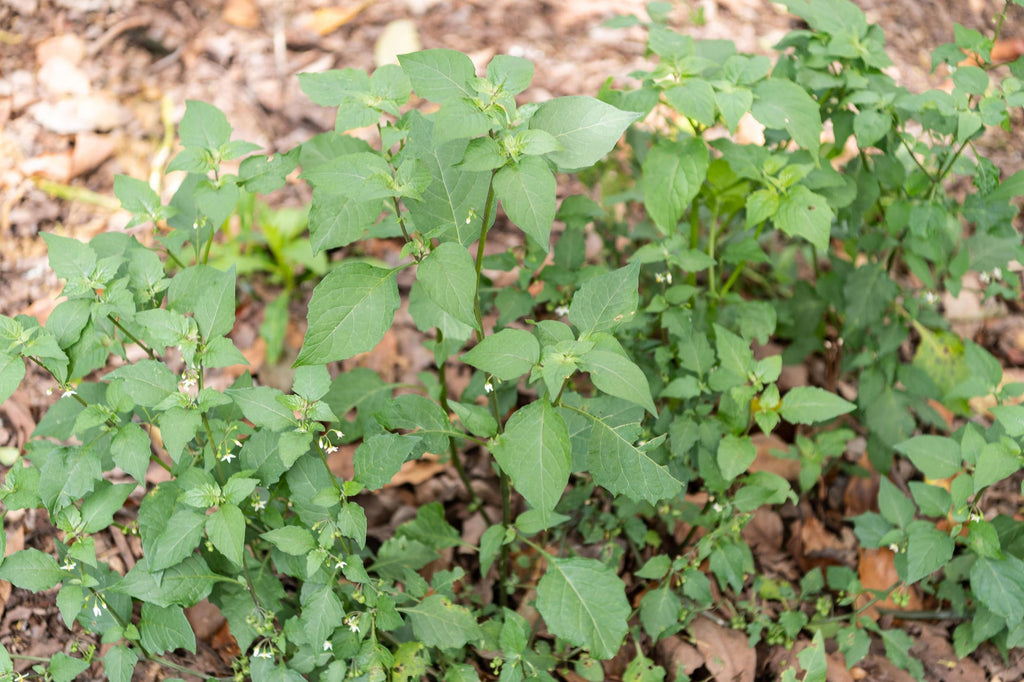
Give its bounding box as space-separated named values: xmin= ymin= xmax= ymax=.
xmin=856 ymin=547 xmax=924 ymax=620
xmin=688 ymin=614 xmax=756 ymax=682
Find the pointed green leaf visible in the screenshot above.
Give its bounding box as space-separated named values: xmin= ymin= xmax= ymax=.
xmin=491 ymin=401 xmax=570 ymax=514
xmin=301 ymin=582 xmax=346 ymax=648
xmin=536 ymin=556 xmax=629 ymax=659
xmin=417 ymin=242 xmax=478 ymax=329
xmin=717 ymin=434 xmax=757 ymax=482
xmin=354 ymin=433 xmax=420 ymax=490
xmin=494 ymin=156 xmax=557 ymax=247
xmin=405 ymin=594 xmax=482 ymax=649
xmin=167 ymin=264 xmax=236 ymax=340
xmin=774 ymin=185 xmax=833 ymax=251
xmin=178 ymin=100 xmax=232 ymax=150
xmin=206 ymin=503 xmax=245 ymax=566
xmin=103 ymin=645 xmax=138 ymax=682
xmin=568 ymin=261 xmax=640 ymax=336
xmin=261 ymin=526 xmax=316 ymax=556
xmin=0 ymin=352 xmax=25 ymax=404
xmin=308 ymin=190 xmax=381 ymax=253
xmin=779 ymin=386 xmax=855 ymax=425
xmin=140 ymin=603 xmax=196 ymax=654
xmin=752 ymin=79 xmax=822 ymax=155
xmin=971 ymin=555 xmax=1024 ymax=627
xmin=462 ymin=328 xmax=540 ymax=381
xmin=642 ymin=136 xmax=709 ymax=233
xmin=904 ymin=523 xmax=955 ymax=584
xmin=0 ymin=548 xmax=63 ymax=591
xmin=297 ymin=262 xmax=400 ymax=365
xmin=894 ymin=435 xmax=962 ymax=479
xmin=579 ymin=341 xmax=656 ymax=414
xmin=529 ymin=96 xmax=640 ymax=171
xmin=399 ymin=49 xmax=476 ymax=102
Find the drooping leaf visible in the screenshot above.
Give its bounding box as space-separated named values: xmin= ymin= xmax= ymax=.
xmin=568 ymin=261 xmax=640 ymax=336
xmin=894 ymin=435 xmax=962 ymax=479
xmin=417 ymin=242 xmax=478 ymax=329
xmin=494 ymin=156 xmax=557 ymax=248
xmin=642 ymin=136 xmax=709 ymax=234
xmin=752 ymin=79 xmax=822 ymax=155
xmin=774 ymin=185 xmax=833 ymax=251
xmin=462 ymin=328 xmax=540 ymax=381
xmin=490 ymin=401 xmax=571 ymax=514
xmin=139 ymin=603 xmax=196 ymax=655
xmin=536 ymin=556 xmax=629 ymax=659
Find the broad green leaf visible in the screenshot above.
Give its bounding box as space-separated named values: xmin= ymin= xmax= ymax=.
xmin=665 ymin=80 xmax=716 ymax=127
xmin=642 ymin=136 xmax=709 ymax=233
xmin=225 ymin=386 xmax=295 ymax=431
xmin=376 ymin=394 xmax=453 ymax=455
xmin=0 ymin=548 xmax=63 ymax=591
xmin=904 ymin=523 xmax=955 ymax=584
xmin=971 ymin=555 xmax=1024 ymax=628
xmin=140 ymin=603 xmax=196 ymax=655
xmin=298 ymin=68 xmax=369 ymax=106
xmin=494 ymin=156 xmax=556 ymax=248
xmin=417 ymin=242 xmax=478 ymax=329
xmin=167 ymin=264 xmax=236 ymax=340
xmin=395 ymin=502 xmax=461 ymax=550
xmin=308 ymin=189 xmax=381 ymax=253
xmin=529 ymin=96 xmax=640 ymax=171
xmin=114 ymin=175 xmax=174 ymax=227
xmin=300 ymin=152 xmax=395 ymax=200
xmin=158 ymin=407 xmax=202 ymax=464
xmin=568 ymin=261 xmax=640 ymax=336
xmin=80 ymin=482 xmax=134 ymax=533
xmin=487 ymin=54 xmax=534 ymax=95
xmin=138 ymin=483 xmax=208 ymax=571
xmin=752 ymin=79 xmax=822 ymax=155
xmin=854 ymin=109 xmax=890 ymax=148
xmin=405 ymin=594 xmax=482 ymax=649
xmin=103 ymin=645 xmax=138 ymax=682
xmin=717 ymin=434 xmax=756 ymax=482
xmin=639 ymin=586 xmax=682 ymax=639
xmin=490 ymin=401 xmax=571 ymax=514
xmin=206 ymin=503 xmax=245 ymax=566
xmin=774 ymin=185 xmax=833 ymax=251
xmin=578 ymin=407 xmax=682 ymax=504
xmin=399 ymin=49 xmax=476 ymax=103
xmin=536 ymin=556 xmax=629 ymax=659
xmin=894 ymin=435 xmax=962 ymax=479
xmin=115 ymin=555 xmax=215 ymax=608
xmin=178 ymin=100 xmax=232 ymax=150
xmin=48 ymin=653 xmax=89 ymax=682
xmin=991 ymin=405 xmax=1024 ymax=437
xmin=462 ymin=329 xmax=540 ymax=381
xmin=41 ymin=232 xmax=97 ymax=285
xmin=0 ymin=352 xmax=25 ymax=404
xmin=301 ymin=582 xmax=345 ymax=649
xmin=261 ymin=526 xmax=316 ymax=555
xmin=715 ymin=86 xmax=754 ymax=133
xmin=106 ymin=358 xmax=178 ymax=405
xmin=354 ymin=433 xmax=420 ymax=490
xmin=56 ymin=583 xmax=82 ymax=628
xmin=579 ymin=343 xmax=656 ymax=414
xmin=296 ymin=262 xmax=400 ymax=365
xmin=779 ymin=386 xmax=855 ymax=425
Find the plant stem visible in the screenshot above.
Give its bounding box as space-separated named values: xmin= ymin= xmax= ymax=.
xmin=472 ymin=176 xmax=498 ymax=343
xmin=107 ymin=314 xmax=157 ymax=359
xmin=687 ymin=196 xmax=700 ymax=286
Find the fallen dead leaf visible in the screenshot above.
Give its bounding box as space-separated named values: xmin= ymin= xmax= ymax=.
xmin=222 ymin=0 xmax=260 ymax=29
xmin=655 ymin=635 xmax=704 ymax=681
xmin=35 ymin=34 xmax=85 ymax=65
xmin=789 ymin=505 xmax=857 ymax=573
xmin=374 ymin=19 xmax=421 ymax=66
xmin=37 ymin=56 xmax=90 ymax=95
xmin=390 ymin=453 xmax=446 ymax=487
xmin=19 ymin=132 xmax=116 ymax=182
xmin=748 ymin=432 xmax=801 ymax=481
xmin=689 ymin=614 xmax=756 ymax=682
xmin=300 ymin=2 xmax=376 ymax=36
xmin=29 ymin=92 xmax=127 ymax=134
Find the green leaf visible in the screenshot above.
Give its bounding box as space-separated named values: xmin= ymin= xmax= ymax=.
xmin=301 ymin=152 xmax=395 ymax=200
xmin=491 ymin=401 xmax=571 ymax=514
xmin=536 ymin=556 xmax=629 ymax=659
xmin=752 ymin=79 xmax=822 ymax=155
xmin=894 ymin=435 xmax=962 ymax=479
xmin=487 ymin=54 xmax=534 ymax=95
xmin=138 ymin=484 xmax=207 ymax=571
xmin=296 ymin=262 xmax=400 ymax=365
xmin=167 ymin=264 xmax=236 ymax=340
xmin=178 ymin=100 xmax=232 ymax=150
xmin=225 ymin=386 xmax=296 ymax=431
xmin=579 ymin=340 xmax=656 ymax=414
xmin=308 ymin=190 xmax=381 ymax=253
xmin=853 ymin=109 xmax=890 ymax=148
xmin=140 ymin=603 xmax=196 ymax=655
xmin=665 ymin=80 xmax=717 ymax=127
xmin=41 ymin=232 xmax=96 ymax=285
xmin=462 ymin=329 xmax=540 ymax=381
xmin=904 ymin=523 xmax=955 ymax=584
xmin=639 ymin=586 xmax=682 ymax=639
xmin=578 ymin=406 xmax=682 ymax=504
xmin=642 ymin=136 xmax=709 ymax=233
xmin=47 ymin=653 xmax=89 ymax=682
xmin=991 ymin=405 xmax=1024 ymax=437
xmin=717 ymin=434 xmax=757 ymax=482
xmin=114 ymin=175 xmax=174 ymax=227
xmin=301 ymin=582 xmax=345 ymax=648
xmin=399 ymin=49 xmax=476 ymax=103
xmin=103 ymin=645 xmax=139 ymax=682
xmin=261 ymin=526 xmax=316 ymax=556
xmin=568 ymin=261 xmax=640 ymax=336
xmin=0 ymin=548 xmax=63 ymax=591
xmin=115 ymin=554 xmax=215 ymax=607
xmin=405 ymin=594 xmax=482 ymax=649
xmin=376 ymin=394 xmax=453 ymax=455
xmin=80 ymin=482 xmax=134 ymax=533
xmin=529 ymin=96 xmax=640 ymax=171
xmin=494 ymin=156 xmax=557 ymax=248
xmin=971 ymin=555 xmax=1024 ymax=628
xmin=354 ymin=433 xmax=420 ymax=490
xmin=417 ymin=242 xmax=478 ymax=329
xmin=0 ymin=352 xmax=25 ymax=404
xmin=105 ymin=359 xmax=178 ymax=408
xmin=207 ymin=503 xmax=245 ymax=566
xmin=779 ymin=386 xmax=855 ymax=425
xmin=774 ymin=185 xmax=833 ymax=251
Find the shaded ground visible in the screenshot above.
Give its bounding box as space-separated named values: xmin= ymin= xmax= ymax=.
xmin=2 ymin=0 xmax=1024 ymax=680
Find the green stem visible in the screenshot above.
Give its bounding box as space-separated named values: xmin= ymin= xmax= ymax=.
xmin=107 ymin=314 xmax=157 ymax=359
xmin=687 ymin=196 xmax=700 ymax=286
xmin=472 ymin=176 xmax=498 ymax=343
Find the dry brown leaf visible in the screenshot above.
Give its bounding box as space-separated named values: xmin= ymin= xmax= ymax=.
xmin=843 ymin=451 xmax=879 ymax=517
xmin=304 ymin=2 xmax=376 ymax=36
xmin=655 ymin=635 xmax=704 ymax=681
xmin=689 ymin=615 xmax=756 ymax=682
xmin=222 ymin=0 xmax=260 ymax=29
xmin=390 ymin=453 xmax=446 ymax=486
xmin=748 ymin=432 xmax=800 ymax=481
xmin=35 ymin=34 xmax=85 ymax=66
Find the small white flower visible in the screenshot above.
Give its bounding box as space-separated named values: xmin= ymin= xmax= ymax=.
xmin=554 ymin=305 xmax=569 ymax=317
xmin=252 ymin=497 xmax=267 ymax=511
xmin=62 ymin=389 xmax=77 ymax=398
xmin=253 ymin=645 xmax=274 ymax=659
xmin=345 ymin=615 xmax=359 ymax=633
xmin=233 ymin=439 xmax=243 ymax=448
xmin=992 ymin=267 xmax=1003 ymax=281
xmin=61 ymin=559 xmax=77 ymax=571
xmin=46 ymin=387 xmax=54 ymax=396
xmin=325 ymin=443 xmax=338 ymax=454
xmin=712 ymin=502 xmax=723 ymax=513
xmin=980 ymin=271 xmax=992 ymax=284
xmin=220 ymin=451 xmax=236 ymax=463
xmin=888 ymin=543 xmax=900 ymax=553
xmin=484 ymin=381 xmax=494 ymax=394
xmin=924 ymin=291 xmax=939 ymax=305
xmin=336 ymin=560 xmax=347 ymax=570
xmin=323 ymin=640 xmax=333 ymax=651
xmin=655 ymin=272 xmax=673 ymax=285
xmin=92 ymin=602 xmax=103 ymax=617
